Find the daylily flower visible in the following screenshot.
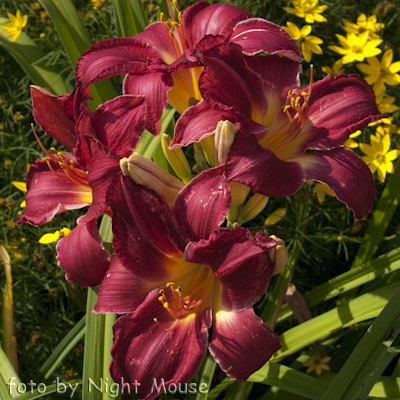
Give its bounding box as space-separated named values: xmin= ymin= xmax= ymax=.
xmin=360 ymin=133 xmax=400 ymax=182
xmin=18 ymin=86 xmax=147 ymax=286
xmin=283 ymin=22 xmax=323 ymax=63
xmin=284 ymin=0 xmax=328 ymax=23
xmin=96 ymin=167 xmax=282 ymax=399
xmin=342 ymin=14 xmax=384 ymax=40
xmin=329 ymin=31 xmax=382 ymax=64
xmin=171 ymin=43 xmax=383 ymax=219
xmin=73 ymin=0 xmax=300 ymax=133
xmin=357 ymin=49 xmax=400 ymax=94
xmin=1 ymin=11 xmax=28 ymax=42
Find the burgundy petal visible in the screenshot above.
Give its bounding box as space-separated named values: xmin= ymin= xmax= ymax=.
xmin=107 ymin=175 xmax=188 ymax=282
xmin=226 ymin=131 xmax=306 ymax=197
xmin=185 ymin=228 xmax=276 ymax=310
xmin=209 ymin=307 xmax=281 ymax=381
xmin=78 ymin=137 xmax=121 ymax=224
xmin=90 ymin=95 xmax=146 ymax=156
xmin=230 ymin=18 xmax=302 ymax=62
xmin=292 ymin=147 xmax=377 ymax=220
xmin=183 ymin=2 xmax=251 ymax=47
xmin=110 ymin=290 xmax=211 ymax=399
xmin=56 ymin=219 xmax=110 ymax=287
xmin=294 ymin=74 xmax=385 ymax=153
xmin=94 ymin=255 xmax=156 ymax=314
xmin=123 ymin=73 xmax=173 ymax=135
xmin=17 ymin=158 xmax=91 ymax=226
xmin=172 ymin=166 xmax=230 ymax=242
xmin=31 ymin=86 xmax=77 ymax=151
xmin=172 ymin=100 xmax=235 ymax=149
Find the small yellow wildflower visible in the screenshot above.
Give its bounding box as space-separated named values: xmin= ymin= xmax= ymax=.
xmin=0 ymin=11 xmax=28 ymax=42
xmin=321 ymin=59 xmax=344 ymax=76
xmin=329 ymin=31 xmax=382 ymax=64
xmin=360 ymin=133 xmax=400 ymax=182
xmin=375 ymin=89 xmax=399 ymax=114
xmin=284 ymin=0 xmax=328 ymax=23
xmin=303 ymin=352 xmax=332 ymax=375
xmin=283 ymin=22 xmax=323 ymax=63
xmin=92 ymin=0 xmax=106 ymax=10
xmin=265 ymin=208 xmax=287 ymax=226
xmin=357 ymin=50 xmax=400 ymax=95
xmin=39 ymin=228 xmax=72 ymax=244
xmin=369 ymin=117 xmax=394 ymax=127
xmin=376 ymin=124 xmax=400 ymax=137
xmin=343 ymin=130 xmax=362 ymax=148
xmin=342 ymin=14 xmax=384 ymax=40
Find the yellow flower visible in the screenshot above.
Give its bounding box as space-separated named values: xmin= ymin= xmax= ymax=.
xmin=282 ymin=22 xmax=323 ymax=63
xmin=375 ymin=89 xmax=399 ymax=114
xmin=314 ymin=183 xmax=336 ymax=203
xmin=342 ymin=14 xmax=384 ymax=40
xmin=92 ymin=0 xmax=106 ymax=10
xmin=343 ymin=130 xmax=362 ymax=148
xmin=357 ymin=50 xmax=400 ymax=95
xmin=369 ymin=117 xmax=394 ymax=127
xmin=265 ymin=208 xmax=287 ymax=226
xmin=39 ymin=228 xmax=71 ymax=244
xmin=303 ymin=352 xmax=332 ymax=375
xmin=360 ymin=133 xmax=400 ymax=182
xmin=321 ymin=59 xmax=344 ymax=76
xmin=0 ymin=11 xmax=28 ymax=42
xmin=329 ymin=31 xmax=382 ymax=64
xmin=376 ymin=124 xmax=400 ymax=137
xmin=284 ymin=0 xmax=328 ymax=23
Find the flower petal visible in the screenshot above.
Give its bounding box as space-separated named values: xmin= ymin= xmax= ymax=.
xmin=91 ymin=94 xmax=146 ymax=156
xmin=209 ymin=306 xmax=281 ymax=381
xmin=185 ymin=228 xmax=276 ymax=311
xmin=17 ymin=158 xmax=91 ymax=226
xmin=292 ymin=147 xmax=376 ymax=220
xmin=226 ymin=131 xmax=306 ymax=197
xmin=110 ymin=290 xmax=211 ymax=399
xmin=230 ymin=18 xmax=302 ymax=62
xmin=31 ymin=86 xmax=77 ymax=151
xmin=123 ymin=73 xmax=172 ymax=136
xmin=173 ymin=166 xmax=230 ymax=242
xmin=94 ymin=254 xmax=156 ymax=314
xmin=56 ymin=219 xmax=110 ymax=287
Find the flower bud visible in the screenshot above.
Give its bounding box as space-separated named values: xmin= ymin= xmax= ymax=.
xmin=120 ymin=152 xmax=185 ymax=207
xmin=215 ymin=120 xmax=238 ymax=166
xmin=238 ymin=193 xmax=269 ymax=224
xmin=268 ymin=235 xmax=289 ymax=275
xmin=193 ymin=143 xmax=208 ymax=173
xmin=200 ymin=134 xmax=215 ymax=167
xmin=161 ymin=134 xmax=192 ymax=184
xmin=226 ymin=182 xmax=250 ymax=222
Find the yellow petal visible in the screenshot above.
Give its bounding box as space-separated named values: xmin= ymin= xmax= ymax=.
xmin=39 ymin=231 xmax=61 ymax=244
xmin=20 ymin=200 xmax=26 ymax=208
xmin=12 ymin=181 xmax=27 ymax=192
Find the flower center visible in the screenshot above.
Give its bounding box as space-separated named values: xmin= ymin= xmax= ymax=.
xmin=33 ymin=127 xmax=89 ymax=188
xmin=257 ymin=66 xmax=314 ymax=159
xmin=155 ymin=265 xmax=215 ymax=330
xmin=351 ymin=45 xmax=363 ymax=54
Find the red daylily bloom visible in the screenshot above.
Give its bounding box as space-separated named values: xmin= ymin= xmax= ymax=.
xmin=97 ymin=168 xmax=281 ymax=399
xmin=172 ymin=43 xmax=384 ymax=220
xmin=18 ymin=86 xmax=147 ymax=286
xmin=73 ymin=1 xmax=300 ymax=134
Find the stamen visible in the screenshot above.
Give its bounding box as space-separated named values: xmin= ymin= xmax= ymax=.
xmin=153 ymin=318 xmax=178 ymax=332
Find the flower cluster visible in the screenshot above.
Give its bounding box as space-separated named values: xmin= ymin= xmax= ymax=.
xmin=18 ymin=1 xmax=384 ymax=398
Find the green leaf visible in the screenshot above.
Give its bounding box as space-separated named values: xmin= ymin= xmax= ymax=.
xmin=39 ymin=316 xmax=85 ymax=379
xmin=113 ymin=0 xmax=147 ymax=37
xmin=278 ymin=247 xmax=400 ymax=323
xmin=0 ymin=23 xmax=72 ymax=95
xmin=0 ymin=347 xmax=20 ymax=398
xmin=10 ymin=380 xmax=81 ymax=400
xmin=195 ymin=353 xmax=216 ymax=400
xmin=274 ymin=282 xmax=400 ymax=362
xmin=129 ymin=0 xmax=148 ymax=32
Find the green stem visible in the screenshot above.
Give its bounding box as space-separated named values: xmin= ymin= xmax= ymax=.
xmin=195 ymin=353 xmax=217 ymax=400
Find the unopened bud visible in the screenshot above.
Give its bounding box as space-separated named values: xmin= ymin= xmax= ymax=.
xmin=238 ymin=193 xmax=269 ymax=224
xmin=200 ymin=134 xmax=215 ymax=167
xmin=120 ymin=152 xmax=185 ymax=207
xmin=161 ymin=134 xmax=192 ymax=184
xmin=226 ymin=182 xmax=250 ymax=223
xmin=215 ymin=120 xmax=238 ymax=166
xmin=268 ymin=235 xmax=289 ymax=275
